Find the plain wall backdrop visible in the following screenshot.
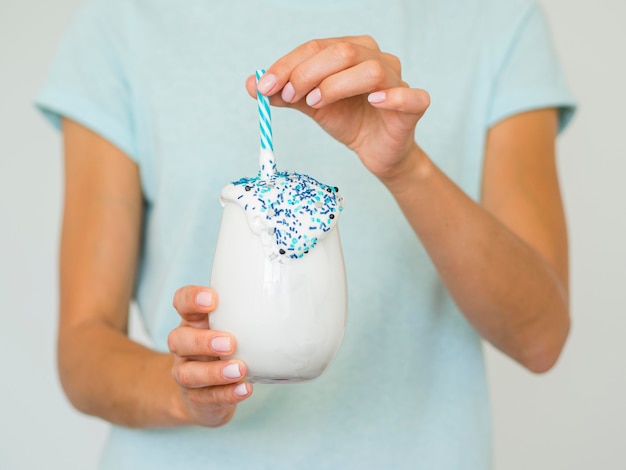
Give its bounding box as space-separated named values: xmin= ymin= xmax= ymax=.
xmin=1 ymin=0 xmax=624 ymax=468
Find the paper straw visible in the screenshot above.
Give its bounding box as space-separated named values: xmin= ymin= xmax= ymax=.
xmin=256 ymin=69 xmax=276 ymax=180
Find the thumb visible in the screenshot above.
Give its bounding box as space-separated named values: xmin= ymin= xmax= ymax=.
xmin=367 ymin=87 xmax=431 ymax=117
xmin=172 ymin=286 xmax=218 ymax=329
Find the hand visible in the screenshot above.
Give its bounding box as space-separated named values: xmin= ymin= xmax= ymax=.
xmin=246 ymin=35 xmax=430 ymax=181
xmin=168 ymin=286 xmax=252 ymax=427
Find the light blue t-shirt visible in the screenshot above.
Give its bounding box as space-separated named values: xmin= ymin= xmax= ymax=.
xmin=36 ymin=0 xmax=575 ymax=468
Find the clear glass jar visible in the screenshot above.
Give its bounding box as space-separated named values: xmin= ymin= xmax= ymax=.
xmin=210 ymin=200 xmax=347 ymax=383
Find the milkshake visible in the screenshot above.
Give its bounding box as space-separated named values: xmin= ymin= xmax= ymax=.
xmin=210 ymin=168 xmax=347 ymax=383
xmin=210 ymin=70 xmax=347 ymax=383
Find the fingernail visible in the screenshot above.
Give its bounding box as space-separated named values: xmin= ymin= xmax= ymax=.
xmin=196 ymin=291 xmax=213 ymax=307
xmin=368 ymin=91 xmax=386 ymax=103
xmin=223 ymin=363 xmax=242 ymax=379
xmin=211 ymin=336 xmax=231 ymax=353
xmin=306 ymin=88 xmax=322 ymax=107
xmin=257 ymin=73 xmax=277 ymax=94
xmin=234 ymin=383 xmax=248 ymax=396
xmin=281 ymin=82 xmax=296 ymax=102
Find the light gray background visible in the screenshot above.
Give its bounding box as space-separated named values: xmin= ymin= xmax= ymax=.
xmin=1 ymin=0 xmax=624 ymax=468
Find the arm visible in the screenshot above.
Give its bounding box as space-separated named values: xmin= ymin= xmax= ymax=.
xmin=384 ymin=109 xmax=569 ymax=373
xmin=59 ymin=119 xmax=250 ymax=428
xmin=250 ymin=37 xmax=570 ymax=372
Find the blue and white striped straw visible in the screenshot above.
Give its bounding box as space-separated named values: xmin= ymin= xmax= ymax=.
xmin=256 ymin=69 xmax=276 ymax=180
xmin=256 ymin=69 xmax=274 ymax=152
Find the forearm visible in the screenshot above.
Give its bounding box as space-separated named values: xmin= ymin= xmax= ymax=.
xmin=58 ymin=321 xmax=191 ymax=428
xmin=59 ymin=120 xmax=249 ymax=429
xmin=383 ymin=145 xmax=569 ymax=372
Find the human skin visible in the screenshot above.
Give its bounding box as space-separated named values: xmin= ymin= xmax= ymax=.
xmin=246 ymin=36 xmax=569 ymax=372
xmin=58 ymin=35 xmax=569 ymax=428
xmin=59 ymin=120 xmax=251 ymax=428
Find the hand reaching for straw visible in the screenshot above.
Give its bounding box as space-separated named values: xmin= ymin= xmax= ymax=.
xmin=246 ymin=36 xmax=429 ymax=183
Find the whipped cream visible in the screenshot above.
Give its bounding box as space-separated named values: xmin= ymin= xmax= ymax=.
xmin=220 ymin=171 xmax=344 ymax=261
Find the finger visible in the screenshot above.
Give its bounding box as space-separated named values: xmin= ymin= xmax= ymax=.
xmin=282 ymin=44 xmax=400 ymax=104
xmin=245 ymin=74 xmax=258 ymax=99
xmin=172 ymin=286 xmax=218 ymax=328
xmin=245 ymin=74 xmax=318 ymax=120
xmin=186 ymin=382 xmax=253 ymax=409
xmin=256 ymin=36 xmax=382 ymax=96
xmin=304 ymin=59 xmax=403 ymax=108
xmin=382 ymin=52 xmax=402 ymax=77
xmin=168 ymin=326 xmax=236 ymax=358
xmin=367 ymin=87 xmax=431 ymax=116
xmin=173 ymin=359 xmax=247 ymax=389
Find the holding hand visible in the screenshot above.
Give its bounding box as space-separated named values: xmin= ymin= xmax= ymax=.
xmin=168 ymin=286 xmax=252 ymax=427
xmin=246 ymin=35 xmax=430 ymax=182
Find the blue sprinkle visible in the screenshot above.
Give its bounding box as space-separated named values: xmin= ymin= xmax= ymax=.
xmin=228 ymin=171 xmax=343 ymax=259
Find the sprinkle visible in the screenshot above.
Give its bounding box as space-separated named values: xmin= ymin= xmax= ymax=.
xmin=226 ymin=171 xmax=344 ymax=260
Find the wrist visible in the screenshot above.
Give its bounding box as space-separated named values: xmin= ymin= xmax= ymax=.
xmin=378 ymin=143 xmax=433 ymax=195
xmin=148 ymin=352 xmax=196 ymax=427
xmin=166 ymin=373 xmax=196 ymax=426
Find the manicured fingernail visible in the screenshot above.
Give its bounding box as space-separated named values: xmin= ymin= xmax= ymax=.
xmin=368 ymin=91 xmax=386 ymax=104
xmin=257 ymin=73 xmax=277 ymax=94
xmin=234 ymin=383 xmax=248 ymax=396
xmin=196 ymin=291 xmax=213 ymax=307
xmin=211 ymin=336 xmax=231 ymax=353
xmin=223 ymin=363 xmax=242 ymax=379
xmin=281 ymin=82 xmax=296 ymax=102
xmin=306 ymin=88 xmax=322 ymax=106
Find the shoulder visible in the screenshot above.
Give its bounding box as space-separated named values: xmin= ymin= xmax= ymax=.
xmin=73 ymin=0 xmax=133 ymax=23
xmin=67 ymin=0 xmax=132 ymax=41
xmin=463 ymin=0 xmax=550 ymax=68
xmin=482 ymin=0 xmax=544 ymax=39
xmin=63 ymin=0 xmax=143 ymax=66
xmin=422 ymin=0 xmax=539 ymax=43
xmin=444 ymin=0 xmax=540 ymax=31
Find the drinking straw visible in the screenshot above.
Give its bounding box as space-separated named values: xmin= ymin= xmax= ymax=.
xmin=256 ymin=69 xmax=276 ymax=180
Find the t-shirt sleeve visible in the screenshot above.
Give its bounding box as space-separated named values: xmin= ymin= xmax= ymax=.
xmin=487 ymin=2 xmax=576 ymax=133
xmin=35 ymin=0 xmax=137 ymax=161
